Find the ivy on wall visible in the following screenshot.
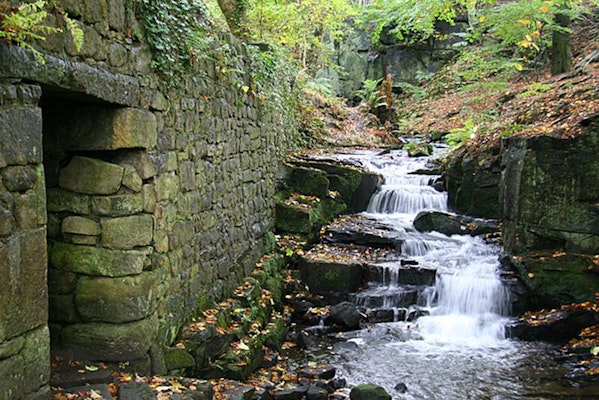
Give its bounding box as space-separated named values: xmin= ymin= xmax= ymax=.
xmin=136 ymin=0 xmax=214 ymax=89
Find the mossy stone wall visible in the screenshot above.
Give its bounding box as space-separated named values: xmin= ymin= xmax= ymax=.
xmin=0 ymin=0 xmax=293 ymax=395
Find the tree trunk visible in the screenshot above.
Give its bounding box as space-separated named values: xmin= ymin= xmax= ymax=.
xmin=217 ymin=0 xmax=247 ymax=38
xmin=551 ymin=8 xmax=572 ymax=75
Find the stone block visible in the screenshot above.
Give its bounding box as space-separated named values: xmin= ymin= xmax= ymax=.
xmin=122 ymin=165 xmax=143 ymax=192
xmin=0 ymin=199 xmax=14 ymax=236
xmin=0 ymin=353 xmax=25 ymax=400
xmin=0 ymin=106 xmax=42 ymax=167
xmin=13 ymin=190 xmax=45 ymax=230
xmin=62 ymin=216 xmax=100 ymax=236
xmin=154 ymin=172 xmax=180 ymax=202
xmin=60 ymin=317 xmax=158 ymax=361
xmin=164 ymin=347 xmax=195 ymax=370
xmin=0 ymin=335 xmax=24 ymax=359
xmin=92 ymin=193 xmax=143 ymax=216
xmin=0 ymin=228 xmax=47 ymax=342
xmin=1 ymin=165 xmax=38 ymax=192
xmin=47 ymin=188 xmax=91 ymax=214
xmin=59 ymin=156 xmax=124 ymax=195
xmin=113 ymin=151 xmax=157 ymax=180
xmin=101 ymin=214 xmax=153 ymax=249
xmin=75 ymin=272 xmax=156 ymax=323
xmin=108 ymin=0 xmax=126 ymax=32
xmin=51 ymin=242 xmax=151 ymax=277
xmin=142 ymin=184 xmax=156 ymax=213
xmin=66 ymin=108 xmax=158 ymax=151
xmin=22 ymin=326 xmax=50 ymax=395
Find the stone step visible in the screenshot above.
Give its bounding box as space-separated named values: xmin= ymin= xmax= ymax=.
xmin=353 ymin=286 xmax=426 ymax=309
xmin=364 ymin=261 xmax=436 ymax=286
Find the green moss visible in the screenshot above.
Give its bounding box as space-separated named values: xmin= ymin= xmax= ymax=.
xmin=513 ymin=254 xmax=599 ymax=308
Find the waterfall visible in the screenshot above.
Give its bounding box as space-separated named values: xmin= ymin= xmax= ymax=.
xmin=361 ymin=149 xmax=510 ymax=343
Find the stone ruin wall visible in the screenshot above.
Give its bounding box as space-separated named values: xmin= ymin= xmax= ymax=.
xmin=0 ymin=1 xmax=291 ymax=398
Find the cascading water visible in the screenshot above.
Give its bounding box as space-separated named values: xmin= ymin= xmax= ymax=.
xmin=362 ymin=151 xmax=510 ymax=343
xmin=316 ymin=149 xmax=595 ymax=399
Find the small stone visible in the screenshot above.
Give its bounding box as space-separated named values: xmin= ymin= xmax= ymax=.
xmin=62 ymin=216 xmax=100 ymax=236
xmin=122 ymin=165 xmax=143 ymax=192
xmin=394 ymin=383 xmax=408 ymax=393
xmin=2 ymin=165 xmax=37 ymax=192
xmin=59 ymin=156 xmax=124 ymax=195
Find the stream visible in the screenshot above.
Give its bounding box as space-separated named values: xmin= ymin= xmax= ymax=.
xmin=303 ymin=149 xmax=599 ymax=399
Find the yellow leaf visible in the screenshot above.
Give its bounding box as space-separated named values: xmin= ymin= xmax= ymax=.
xmin=540 ymin=5 xmax=549 ymax=13
xmin=237 ymin=340 xmax=250 ymax=351
xmin=520 ymin=19 xmax=531 ymax=25
xmin=479 ymin=16 xmax=486 ymax=23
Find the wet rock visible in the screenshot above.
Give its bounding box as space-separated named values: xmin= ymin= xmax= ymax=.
xmin=367 ymin=308 xmax=407 ymax=323
xmin=322 ymin=214 xmax=402 ymax=248
xmin=119 ymin=382 xmax=156 ymax=400
xmin=507 ymin=308 xmax=599 ymax=343
xmin=413 ymin=211 xmax=500 ymax=236
xmin=288 ymin=166 xmax=330 ymax=198
xmin=394 ymin=382 xmax=408 ymax=393
xmin=350 ymin=383 xmax=392 ymax=400
xmin=365 ymin=262 xmax=436 ymax=286
xmin=328 ymin=302 xmax=364 ymax=330
xmin=274 ymin=385 xmax=308 ymax=400
xmin=445 ymin=151 xmax=502 ymax=218
xmin=307 ymin=385 xmax=329 ymax=400
xmin=404 ymin=142 xmax=433 ymax=157
xmin=329 ymin=377 xmax=347 ymax=390
xmin=508 ymin=253 xmax=599 ymax=309
xmin=59 ymin=384 xmax=115 ymax=399
xmin=299 ymin=365 xmax=336 ymax=380
xmin=300 ymin=256 xmax=363 ymax=294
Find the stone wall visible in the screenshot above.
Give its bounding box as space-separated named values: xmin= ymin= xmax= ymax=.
xmin=0 ymin=84 xmax=51 ymax=400
xmin=0 ymin=0 xmax=292 ymax=396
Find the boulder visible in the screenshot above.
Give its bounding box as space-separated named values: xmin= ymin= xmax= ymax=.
xmin=350 ymin=383 xmax=392 ymax=400
xmin=322 ymin=214 xmax=402 ymax=248
xmin=445 ymin=151 xmax=502 ymax=218
xmin=404 ymin=142 xmax=433 ymax=157
xmin=508 ymin=253 xmax=599 ymax=309
xmin=413 ymin=211 xmax=500 ymax=236
xmin=328 ymin=302 xmax=363 ymax=330
xmin=502 ymin=131 xmax=599 ymax=253
xmin=300 ymin=256 xmax=363 ymax=294
xmin=507 ymin=308 xmax=599 ymax=343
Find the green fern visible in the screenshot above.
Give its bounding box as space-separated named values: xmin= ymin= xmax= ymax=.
xmin=64 ymin=13 xmax=84 ymax=52
xmin=0 ymin=0 xmax=58 ymax=62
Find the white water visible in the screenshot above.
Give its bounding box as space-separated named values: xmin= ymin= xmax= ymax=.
xmin=318 ymin=149 xmax=590 ymax=399
xmin=362 ymin=150 xmax=511 ymax=343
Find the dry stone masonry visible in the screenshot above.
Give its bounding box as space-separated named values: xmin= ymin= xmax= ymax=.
xmin=0 ymin=1 xmax=293 ymax=398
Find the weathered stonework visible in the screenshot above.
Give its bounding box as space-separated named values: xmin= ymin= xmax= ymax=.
xmin=0 ymin=0 xmax=293 ymax=395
